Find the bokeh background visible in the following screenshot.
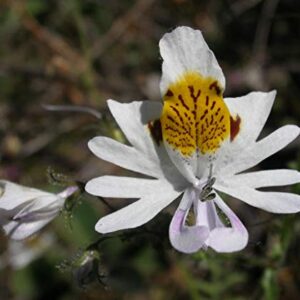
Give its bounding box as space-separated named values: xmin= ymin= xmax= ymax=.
xmin=0 ymin=0 xmax=299 ymax=299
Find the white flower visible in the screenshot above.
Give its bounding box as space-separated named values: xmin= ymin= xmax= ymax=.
xmin=85 ymin=26 xmax=300 ymax=253
xmin=0 ymin=233 xmax=54 ymax=270
xmin=0 ymin=180 xmax=78 ymax=240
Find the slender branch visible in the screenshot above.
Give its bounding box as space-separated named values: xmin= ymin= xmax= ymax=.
xmin=43 ymin=104 xmax=102 ymax=119
xmin=87 ymin=228 xmax=161 ymax=251
xmin=231 ymin=0 xmax=263 ymax=16
xmin=252 ymin=0 xmax=280 ymax=64
xmin=91 ymin=0 xmax=156 ymax=58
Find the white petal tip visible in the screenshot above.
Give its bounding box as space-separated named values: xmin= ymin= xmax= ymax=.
xmin=159 ymin=26 xmax=225 ymax=95
xmin=170 ymin=225 xmax=209 ymax=254
xmin=208 ymin=229 xmax=249 ymax=253
xmin=95 ymin=220 xmax=112 ymax=234
xmin=107 ymin=99 xmax=117 ymax=108
xmin=84 ymin=180 xmax=95 ymax=196
xmin=287 ymin=125 xmax=300 ymax=140
xmin=58 ymin=186 xmax=78 ymax=199
xmin=87 ymin=137 xmax=97 ymax=152
xmin=159 ymin=26 xmax=203 ymax=43
xmin=267 ymin=89 xmax=276 ymax=96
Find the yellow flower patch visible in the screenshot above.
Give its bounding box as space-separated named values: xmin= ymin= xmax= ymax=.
xmin=161 ymin=72 xmax=230 ymax=156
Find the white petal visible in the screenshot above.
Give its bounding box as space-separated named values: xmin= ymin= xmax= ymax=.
xmin=214 ymin=91 xmax=297 ymax=178
xmin=107 ymin=99 xmax=189 ymax=185
xmin=159 ymin=26 xmax=225 ymax=95
xmin=206 ymin=194 xmax=248 ymax=252
xmin=226 ymin=169 xmax=300 ymax=188
xmin=163 ymin=146 xmax=199 ymax=184
xmin=1 ymin=195 xmax=64 ymax=240
xmin=215 ymin=91 xmax=276 ymax=174
xmin=13 ymin=195 xmax=64 ymax=222
xmin=86 ymin=176 xmax=172 ymax=198
xmin=215 ymin=184 xmax=300 ymax=213
xmin=8 ymin=233 xmax=54 ymax=269
xmin=3 ymin=217 xmax=57 ymax=240
xmin=95 ymin=185 xmax=180 ymax=233
xmin=88 ymin=135 xmax=187 ymax=190
xmin=225 ymin=91 xmax=276 ymax=143
xmin=155 ymin=146 xmax=189 ymax=188
xmin=0 ymin=181 xmax=51 ymax=210
xmin=218 ymin=125 xmax=300 ymax=176
xmin=108 ymin=100 xmax=162 ymax=155
xmin=88 ymin=136 xmax=161 ymax=178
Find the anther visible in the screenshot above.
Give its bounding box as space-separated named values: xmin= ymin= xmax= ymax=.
xmin=200 ymin=187 xmax=212 ymax=199
xmin=204 ymin=193 xmax=216 ymax=201
xmin=199 ymin=164 xmax=216 ymax=202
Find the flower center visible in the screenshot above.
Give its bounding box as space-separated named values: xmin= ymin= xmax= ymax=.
xmin=161 ymin=71 xmax=231 ymax=156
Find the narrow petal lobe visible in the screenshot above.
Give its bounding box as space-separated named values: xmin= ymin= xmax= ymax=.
xmin=95 ymin=185 xmax=180 ymax=233
xmin=226 ymin=169 xmax=300 ymax=188
xmin=215 ymin=185 xmax=300 ymax=214
xmin=169 ymin=188 xmax=209 ymax=253
xmin=207 ymin=195 xmax=248 ymax=252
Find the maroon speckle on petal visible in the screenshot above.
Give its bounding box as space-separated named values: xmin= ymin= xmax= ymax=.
xmin=230 ymin=115 xmax=241 ymax=142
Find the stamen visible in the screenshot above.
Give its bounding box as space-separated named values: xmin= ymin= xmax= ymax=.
xmin=202 ymin=178 xmax=216 ymax=191
xmin=204 ymin=193 xmax=216 ymax=201
xmin=200 ymin=187 xmax=212 ymax=199
xmin=198 ymin=164 xmax=216 ymax=202
xmin=208 ymin=163 xmax=213 ymax=178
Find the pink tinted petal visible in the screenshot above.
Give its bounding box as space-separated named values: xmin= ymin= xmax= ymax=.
xmin=58 ymin=186 xmax=78 ymax=198
xmin=169 ymin=187 xmax=209 ymax=253
xmin=169 ymin=208 xmax=209 ymax=254
xmin=206 ymin=194 xmax=248 ymax=253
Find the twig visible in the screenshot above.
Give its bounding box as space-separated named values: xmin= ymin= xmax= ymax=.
xmin=0 ymin=64 xmax=77 ymax=83
xmin=6 ymin=0 xmax=97 ymax=87
xmin=252 ymin=0 xmax=280 ymax=64
xmin=231 ymin=0 xmax=263 ymax=16
xmin=91 ymin=0 xmax=156 ymax=58
xmin=21 ymin=15 xmax=87 ymax=75
xmin=43 ymin=104 xmax=102 ymax=120
xmin=21 ymin=119 xmax=80 ymax=157
xmin=87 ymin=228 xmax=161 ymax=251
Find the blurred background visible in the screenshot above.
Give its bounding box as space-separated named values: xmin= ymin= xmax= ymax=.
xmin=0 ymin=0 xmax=299 ymax=299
